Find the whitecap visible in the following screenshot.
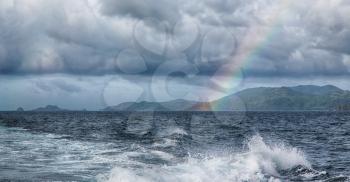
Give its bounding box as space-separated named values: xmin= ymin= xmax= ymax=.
xmin=152 ymin=138 xmax=177 ymax=147
xmin=157 ymin=127 xmax=188 ymax=137
xmin=99 ymin=134 xmax=314 ymax=182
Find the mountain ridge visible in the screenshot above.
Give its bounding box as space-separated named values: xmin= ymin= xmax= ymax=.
xmin=102 ymin=85 xmax=350 ymax=111
xmin=14 ymin=85 xmax=350 ymax=112
xmin=31 ymin=105 xmax=68 ymax=112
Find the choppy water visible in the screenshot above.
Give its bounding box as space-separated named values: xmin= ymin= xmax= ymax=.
xmin=0 ymin=111 xmax=349 ymax=181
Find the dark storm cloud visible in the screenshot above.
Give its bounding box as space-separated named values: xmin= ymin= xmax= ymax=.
xmin=0 ymin=0 xmax=350 ymax=78
xmin=100 ymin=0 xmax=181 ymax=24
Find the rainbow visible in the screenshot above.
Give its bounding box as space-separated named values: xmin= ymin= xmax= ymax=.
xmin=209 ymin=0 xmax=294 ymax=110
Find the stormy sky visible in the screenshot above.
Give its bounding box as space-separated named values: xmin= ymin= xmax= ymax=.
xmin=1 ymin=0 xmax=350 ymax=110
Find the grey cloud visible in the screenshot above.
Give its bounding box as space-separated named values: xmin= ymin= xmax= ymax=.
xmin=35 ymin=80 xmax=53 ymax=92
xmin=35 ymin=79 xmax=82 ymax=93
xmin=100 ymin=0 xmax=181 ymax=24
xmin=0 ymin=0 xmax=349 ymax=78
xmin=51 ymin=79 xmax=82 ymax=93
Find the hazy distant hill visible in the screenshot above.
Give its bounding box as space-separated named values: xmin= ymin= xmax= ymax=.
xmin=188 ymin=102 xmax=212 ymax=111
xmin=16 ymin=107 xmax=24 ymax=112
xmin=103 ymin=102 xmax=135 ymax=111
xmin=218 ymin=85 xmax=350 ymax=111
xmin=32 ymin=105 xmax=68 ymax=112
xmin=289 ymin=85 xmax=342 ymax=95
xmin=103 ymin=99 xmax=199 ymax=111
xmin=103 ymin=85 xmax=350 ymax=111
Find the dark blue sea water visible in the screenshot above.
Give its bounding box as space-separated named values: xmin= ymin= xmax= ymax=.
xmin=0 ymin=112 xmax=349 ymax=181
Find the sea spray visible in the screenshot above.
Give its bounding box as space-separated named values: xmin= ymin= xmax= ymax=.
xmin=99 ymin=134 xmax=312 ymax=182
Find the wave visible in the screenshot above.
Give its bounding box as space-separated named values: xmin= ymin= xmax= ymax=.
xmin=157 ymin=127 xmax=188 ymax=137
xmin=152 ymin=138 xmax=177 ymax=147
xmin=99 ymin=134 xmax=330 ymax=182
xmin=152 ymin=127 xmax=188 ymax=148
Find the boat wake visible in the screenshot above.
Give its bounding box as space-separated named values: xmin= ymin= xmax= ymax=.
xmin=99 ymin=135 xmax=339 ymax=182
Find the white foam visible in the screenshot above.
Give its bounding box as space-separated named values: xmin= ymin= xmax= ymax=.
xmin=150 ymin=150 xmax=175 ymax=161
xmin=152 ymin=138 xmax=177 ymax=147
xmin=245 ymin=135 xmax=310 ymax=173
xmin=158 ymin=127 xmax=188 ymax=137
xmin=99 ymin=134 xmax=311 ymax=182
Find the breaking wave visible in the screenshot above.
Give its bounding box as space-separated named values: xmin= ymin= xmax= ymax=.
xmin=98 ymin=135 xmax=329 ymax=182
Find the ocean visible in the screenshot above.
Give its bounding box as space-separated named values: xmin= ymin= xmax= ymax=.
xmin=0 ymin=111 xmax=349 ymax=181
